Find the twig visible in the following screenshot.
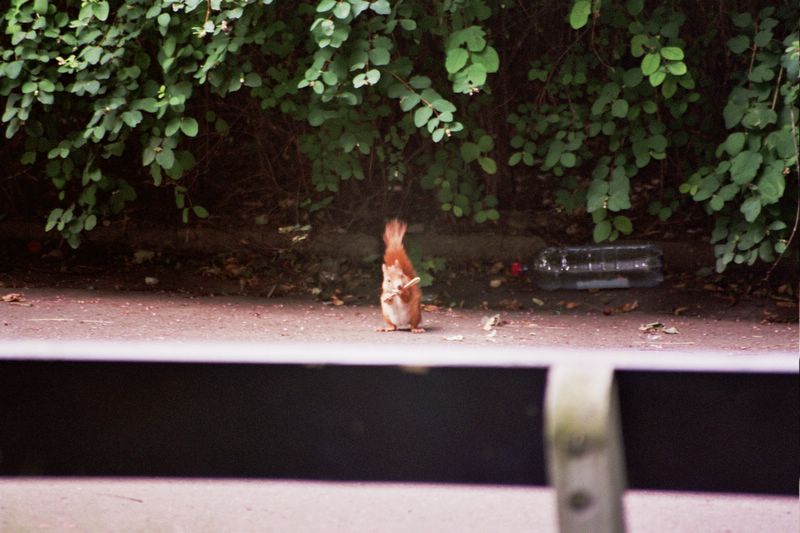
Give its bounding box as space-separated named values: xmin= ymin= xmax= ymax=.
xmin=770 ymin=67 xmax=783 ymax=110
xmin=536 ymin=27 xmax=590 ymax=105
xmin=765 ymin=106 xmax=800 ymax=280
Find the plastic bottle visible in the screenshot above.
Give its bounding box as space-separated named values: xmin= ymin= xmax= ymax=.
xmin=533 ymin=244 xmax=663 ymax=290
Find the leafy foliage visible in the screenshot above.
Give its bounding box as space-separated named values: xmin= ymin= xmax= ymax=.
xmin=678 ymin=7 xmax=798 ymax=271
xmin=1 ymin=0 xmax=797 ymax=274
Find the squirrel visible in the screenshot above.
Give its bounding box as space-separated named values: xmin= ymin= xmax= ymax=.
xmin=378 ymin=219 xmax=424 ymax=333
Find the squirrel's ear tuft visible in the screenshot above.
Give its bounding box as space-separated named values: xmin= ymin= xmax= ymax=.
xmin=382 ymin=263 xmax=388 ymax=275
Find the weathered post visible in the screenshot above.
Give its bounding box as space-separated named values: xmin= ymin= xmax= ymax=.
xmin=545 ymin=365 xmax=626 ymax=533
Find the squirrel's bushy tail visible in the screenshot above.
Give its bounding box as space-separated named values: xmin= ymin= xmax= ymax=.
xmin=383 ymin=219 xmax=407 ymax=250
xmin=383 ymin=219 xmax=417 ymax=276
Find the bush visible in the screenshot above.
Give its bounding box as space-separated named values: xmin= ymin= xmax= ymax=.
xmin=1 ymin=0 xmax=797 ymax=271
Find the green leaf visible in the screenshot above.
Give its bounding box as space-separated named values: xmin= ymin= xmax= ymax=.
xmin=316 ymin=0 xmax=336 ymax=12
xmin=122 ymin=110 xmax=143 ymax=128
xmin=729 ymin=150 xmax=763 ymax=185
xmin=45 ymin=208 xmax=63 ymax=232
xmin=560 ymin=152 xmax=577 ymax=168
xmin=630 ymin=34 xmax=648 ymax=57
xmin=180 ymin=117 xmax=199 ymax=137
xmin=730 ymin=12 xmax=752 ymax=28
xmin=370 ymin=0 xmax=391 ymax=15
xmin=766 ymin=129 xmax=795 ymax=159
xmin=593 ymin=220 xmax=612 ymax=242
xmin=569 ymin=0 xmax=591 ymax=30
xmin=727 ymin=35 xmax=750 ymax=54
xmin=739 ymin=196 xmax=761 ymax=222
xmin=460 ymin=142 xmax=480 ymax=162
xmin=84 ymin=214 xmax=97 ymax=231
xmin=660 ymin=46 xmax=684 ymax=60
xmin=622 ymin=68 xmax=643 ymax=88
xmin=5 ymin=61 xmax=23 ymax=79
xmin=723 ymin=132 xmax=746 ymax=156
xmin=369 ymin=47 xmax=390 ymax=66
xmin=473 ymin=46 xmax=500 ymax=73
xmin=666 ymin=61 xmax=687 ymax=76
xmin=400 ymin=19 xmax=417 ymax=31
xmin=648 ymin=134 xmax=667 ymax=152
xmin=365 ymin=69 xmax=380 ymax=84
xmin=641 ymin=52 xmax=661 ymax=76
xmin=723 ymin=102 xmax=746 ymax=128
xmin=753 ymin=30 xmax=772 ymax=47
xmin=544 ymin=140 xmax=565 ymax=168
xmin=134 ymin=98 xmax=159 ymax=113
xmin=165 ymin=118 xmax=180 ymax=137
xmin=757 ymin=162 xmax=785 ymax=204
xmin=661 ymin=77 xmax=677 ymax=98
xmin=613 ymin=215 xmax=633 ymax=235
xmin=626 ymin=0 xmax=644 ymax=16
xmin=611 ymin=99 xmax=629 ymax=118
xmin=478 ymin=156 xmax=497 ymax=174
xmin=445 ymin=48 xmax=469 ymax=74
xmin=34 ymin=0 xmax=48 ymax=15
xmin=193 ymin=205 xmax=209 ymax=218
xmin=648 ymin=70 xmax=666 ymax=86
xmin=92 ymin=1 xmax=109 ymax=21
xmin=398 ymin=93 xmax=420 ymax=112
xmin=333 ymin=1 xmax=351 ymax=18
xmin=156 ymin=148 xmax=175 ymax=169
xmin=414 ymin=106 xmax=433 ymax=128
xmin=84 ymin=46 xmax=103 ymax=65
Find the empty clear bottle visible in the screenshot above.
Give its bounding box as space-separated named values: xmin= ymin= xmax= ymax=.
xmin=534 ymin=244 xmax=663 ymax=290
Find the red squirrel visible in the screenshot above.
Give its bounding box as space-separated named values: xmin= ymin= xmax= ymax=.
xmin=378 ymin=219 xmax=424 ymax=333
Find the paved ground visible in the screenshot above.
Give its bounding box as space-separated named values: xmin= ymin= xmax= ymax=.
xmin=1 ymin=287 xmax=796 ymax=352
xmin=0 ymin=479 xmax=796 ymax=533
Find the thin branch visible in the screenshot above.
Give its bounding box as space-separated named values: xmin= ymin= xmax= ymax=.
xmin=536 ymin=27 xmax=591 ymax=105
xmin=770 ymin=67 xmax=783 ymax=111
xmin=766 ymin=106 xmax=800 ymax=280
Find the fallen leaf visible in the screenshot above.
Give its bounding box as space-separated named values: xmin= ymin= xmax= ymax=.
xmin=422 ymin=304 xmax=441 ymax=312
xmin=673 ymin=306 xmax=689 ymax=316
xmin=144 ymin=277 xmax=159 ymax=286
xmin=498 ymin=298 xmax=522 ymax=310
xmin=489 ymin=278 xmax=504 ymax=288
xmin=620 ymin=300 xmax=639 ymax=312
xmin=776 ymin=283 xmax=793 ymax=295
xmin=663 ymin=326 xmax=679 ymax=334
xmin=2 ymin=293 xmax=24 ymax=303
xmin=487 ymin=261 xmax=505 ymax=274
xmin=444 ymin=335 xmax=464 ymax=341
xmin=481 ymin=314 xmax=502 ymax=331
xmin=132 ymin=249 xmax=155 ymax=264
xmin=639 ymin=321 xmax=664 ymax=333
xmin=562 ymin=301 xmax=580 ymax=310
xmin=330 ymin=294 xmax=345 ymax=306
xmin=531 ymin=297 xmax=544 ymax=306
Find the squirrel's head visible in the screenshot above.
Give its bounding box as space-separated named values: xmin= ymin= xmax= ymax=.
xmin=382 ymin=260 xmax=408 ymax=292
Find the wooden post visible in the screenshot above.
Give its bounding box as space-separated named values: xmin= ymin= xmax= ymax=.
xmin=545 ymin=365 xmax=627 ymax=533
